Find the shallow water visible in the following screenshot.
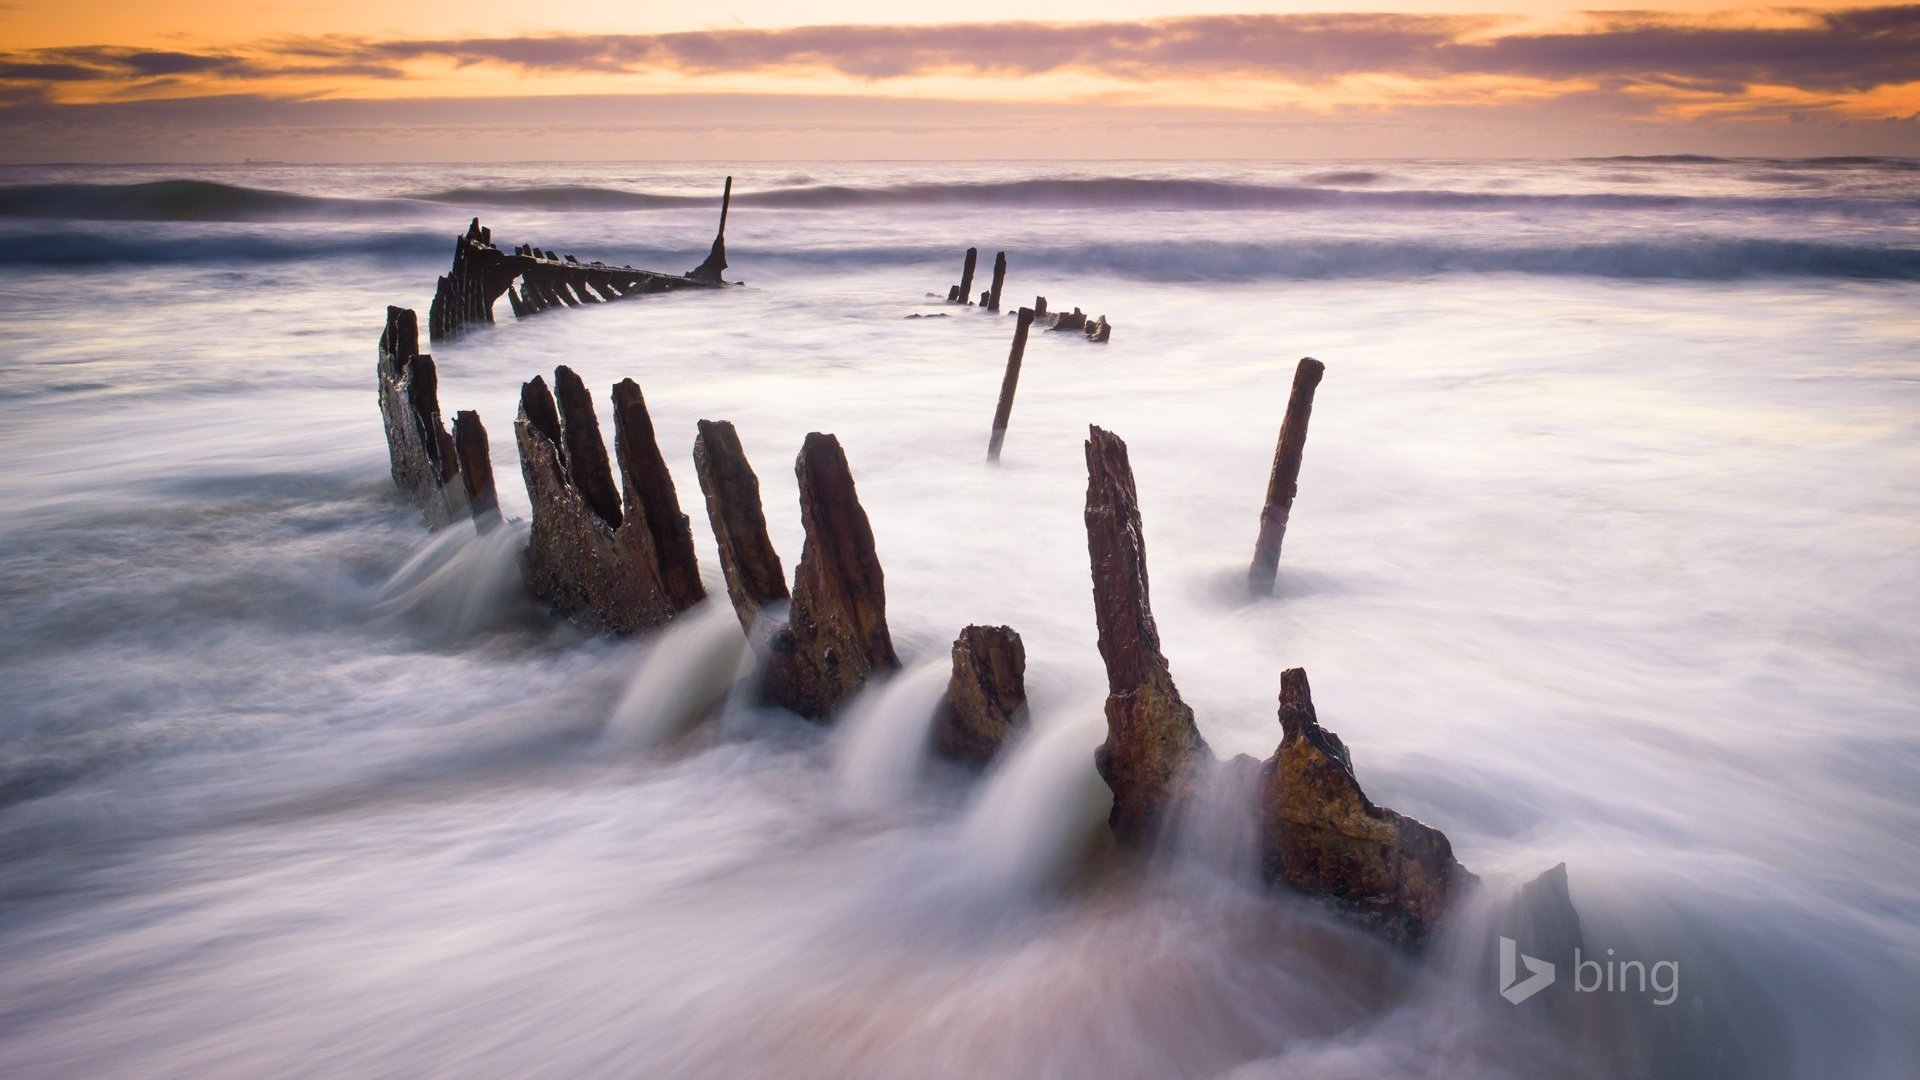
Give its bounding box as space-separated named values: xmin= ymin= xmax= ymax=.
xmin=2 ymin=158 xmax=1917 ymax=1079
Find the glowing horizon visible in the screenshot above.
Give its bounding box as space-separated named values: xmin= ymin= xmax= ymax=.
xmin=2 ymin=3 xmax=1915 ymax=161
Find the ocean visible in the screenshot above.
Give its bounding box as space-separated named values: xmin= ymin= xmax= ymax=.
xmin=2 ymin=158 xmax=1917 ymax=1078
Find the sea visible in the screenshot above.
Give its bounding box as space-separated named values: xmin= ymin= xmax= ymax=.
xmin=2 ymin=158 xmax=1917 ymax=1078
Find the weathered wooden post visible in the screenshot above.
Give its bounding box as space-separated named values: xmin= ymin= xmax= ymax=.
xmin=760 ymin=432 xmax=901 ymax=720
xmin=1084 ymin=426 xmax=1211 ymax=846
xmin=452 ymin=410 xmax=498 ymax=530
xmin=376 ymin=305 xmax=466 ymax=526
xmin=1256 ymin=666 xmax=1468 ymax=946
xmin=693 ymin=420 xmax=789 ymax=633
xmin=516 ymin=369 xmax=702 ymax=632
xmin=987 ymin=307 xmax=1035 ymax=462
xmin=933 ymin=625 xmax=1027 ymax=766
xmin=611 ymin=379 xmax=704 ymax=612
xmin=957 ymin=247 xmax=978 ymax=306
xmin=987 ymin=251 xmax=1007 ymax=311
xmin=1033 ymin=296 xmax=1048 ymax=319
xmin=1249 ymin=357 xmax=1325 ymax=594
xmin=551 ymin=366 xmax=624 ymax=530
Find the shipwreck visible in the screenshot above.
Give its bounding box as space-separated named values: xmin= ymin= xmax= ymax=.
xmin=371 ymin=177 xmax=1578 ymax=961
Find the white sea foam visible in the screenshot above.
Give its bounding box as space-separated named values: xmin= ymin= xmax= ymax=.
xmin=0 ymin=158 xmax=1916 ymax=1079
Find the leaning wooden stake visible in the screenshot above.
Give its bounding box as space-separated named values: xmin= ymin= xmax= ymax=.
xmin=987 ymin=307 xmax=1035 ymax=461
xmin=1249 ymin=357 xmax=1325 ymax=594
xmin=452 ymin=410 xmax=499 ymax=530
xmin=957 ymin=247 xmax=978 ymax=306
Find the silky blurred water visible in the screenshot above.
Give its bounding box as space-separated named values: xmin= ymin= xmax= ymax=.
xmin=1 ymin=159 xmax=1917 ymax=1079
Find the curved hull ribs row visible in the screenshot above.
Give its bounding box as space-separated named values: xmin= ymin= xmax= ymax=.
xmin=427 ymin=177 xmax=737 ymax=342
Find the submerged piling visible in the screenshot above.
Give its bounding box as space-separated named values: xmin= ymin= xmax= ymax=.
xmin=612 ymin=380 xmax=704 ymax=612
xmin=763 ymin=433 xmax=900 ymax=720
xmin=957 ymin=248 xmax=978 ymax=306
xmin=987 ymin=251 xmax=1007 ymax=312
xmin=515 ymin=369 xmax=703 ymax=632
xmin=1084 ymin=425 xmax=1211 ymax=846
xmin=1249 ymin=358 xmax=1325 ymax=594
xmin=693 ymin=420 xmax=789 ymax=633
xmin=452 ymin=410 xmax=499 ymax=530
xmin=934 ymin=625 xmax=1028 ymax=766
xmin=987 ymin=307 xmax=1035 ymax=462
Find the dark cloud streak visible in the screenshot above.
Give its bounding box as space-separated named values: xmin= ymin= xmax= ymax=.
xmin=295 ymin=8 xmax=1920 ymax=90
xmin=1 ymin=7 xmax=1914 ymax=100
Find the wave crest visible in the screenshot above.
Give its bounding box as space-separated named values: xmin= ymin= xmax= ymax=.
xmin=0 ymin=179 xmax=418 ymax=221
xmin=11 ymin=174 xmax=1920 ymax=222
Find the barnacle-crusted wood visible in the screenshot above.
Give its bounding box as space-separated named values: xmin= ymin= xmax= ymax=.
xmin=692 ymin=426 xmax=899 ymax=719
xmin=1083 ymin=425 xmax=1211 ymax=846
xmin=515 ymin=368 xmax=699 ymax=633
xmin=1080 ymin=426 xmax=1471 ymax=944
xmin=762 ymin=433 xmax=900 ymax=720
xmin=693 ymin=419 xmax=789 ymax=634
xmin=375 ymin=304 xmax=466 ymax=527
xmin=1258 ymin=667 xmax=1469 ymax=946
xmin=934 ymin=625 xmax=1028 ymax=766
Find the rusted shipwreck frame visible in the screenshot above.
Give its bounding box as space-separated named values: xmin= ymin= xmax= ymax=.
xmin=378 ymin=314 xmax=1575 ymax=953
xmin=377 ymin=304 xmax=1028 ymax=765
xmin=428 ymin=176 xmax=737 ymax=342
xmin=508 ymin=364 xmax=1028 ymax=756
xmin=932 ymin=247 xmax=1112 ymax=343
xmin=377 ymin=184 xmax=1579 ymax=955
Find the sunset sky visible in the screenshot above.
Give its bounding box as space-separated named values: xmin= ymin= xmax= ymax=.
xmin=1 ymin=1 xmax=1915 ymax=160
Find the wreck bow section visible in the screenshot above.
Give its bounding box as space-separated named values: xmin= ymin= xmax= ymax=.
xmin=428 ymin=176 xmax=738 ymax=342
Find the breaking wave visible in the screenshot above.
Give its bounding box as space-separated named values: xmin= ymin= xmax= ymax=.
xmin=411 ymin=185 xmax=699 ymax=211
xmin=1 ymin=228 xmax=453 ymax=266
xmin=12 ymin=174 xmax=1920 ymax=222
xmin=7 ymin=226 xmax=1915 ymax=280
xmin=1581 ymin=155 xmax=1919 ymax=169
xmin=667 ymin=178 xmax=1920 ymax=218
xmin=757 ymin=236 xmax=1920 ymax=282
xmin=0 ymin=179 xmax=421 ymax=221
xmin=1580 ymin=154 xmax=1736 ymax=165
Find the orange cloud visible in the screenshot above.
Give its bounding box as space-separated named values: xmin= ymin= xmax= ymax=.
xmin=1 ymin=7 xmax=1915 ymax=158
